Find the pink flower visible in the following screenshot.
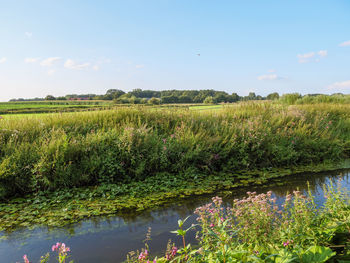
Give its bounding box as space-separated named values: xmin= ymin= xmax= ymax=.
xmin=283 ymin=240 xmax=290 ymax=247
xmin=138 ymin=250 xmax=148 ymax=261
xmin=52 ymin=242 xmax=61 ymax=252
xmin=23 ymin=255 xmax=30 ymax=263
xmin=171 ymin=246 xmax=178 ymax=256
xmin=210 ymin=223 xmax=214 ymax=227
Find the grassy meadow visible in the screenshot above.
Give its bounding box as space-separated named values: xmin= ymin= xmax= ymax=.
xmin=0 ymin=100 xmax=113 ymax=115
xmin=0 ymin=101 xmax=350 ymax=231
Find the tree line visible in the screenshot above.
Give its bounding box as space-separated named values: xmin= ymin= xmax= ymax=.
xmin=10 ymin=89 xmax=281 ymax=104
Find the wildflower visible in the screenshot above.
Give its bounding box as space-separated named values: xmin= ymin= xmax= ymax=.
xmin=162 ymin=138 xmax=167 ymax=143
xmin=210 ymin=223 xmax=215 ymax=227
xmin=170 ymin=134 xmax=175 ymax=138
xmin=23 ymin=255 xmax=30 ymax=263
xmin=283 ymin=240 xmax=290 ymax=247
xmin=163 ymin=146 xmax=167 ymax=150
xmin=52 ymin=242 xmax=61 ymax=252
xmin=171 ymin=246 xmax=178 ymax=257
xmin=138 ymin=250 xmax=148 ymax=261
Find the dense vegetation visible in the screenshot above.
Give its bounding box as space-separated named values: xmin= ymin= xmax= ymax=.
xmin=18 ymin=183 xmax=350 ymax=262
xmin=0 ymin=102 xmax=349 ymax=232
xmin=9 ymin=88 xmax=350 ymax=105
xmin=127 ymin=183 xmax=350 ymax=262
xmin=0 ymin=102 xmax=349 ymax=200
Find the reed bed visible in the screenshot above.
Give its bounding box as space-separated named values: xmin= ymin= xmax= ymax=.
xmin=0 ymin=103 xmax=349 ymax=199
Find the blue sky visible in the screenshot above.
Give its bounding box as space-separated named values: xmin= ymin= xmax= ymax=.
xmin=0 ymin=0 xmax=349 ymax=101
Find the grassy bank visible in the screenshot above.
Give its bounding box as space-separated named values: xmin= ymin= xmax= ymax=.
xmin=0 ymin=102 xmax=350 ymax=231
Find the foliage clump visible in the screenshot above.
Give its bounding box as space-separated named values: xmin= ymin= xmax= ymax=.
xmin=126 ymin=182 xmax=350 ymax=262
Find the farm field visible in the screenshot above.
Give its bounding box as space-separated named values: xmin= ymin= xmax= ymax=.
xmin=0 ymin=100 xmax=113 ymax=115
xmin=0 ymin=101 xmax=350 ymax=262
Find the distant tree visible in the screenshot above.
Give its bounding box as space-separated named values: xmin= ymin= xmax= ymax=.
xmin=129 ymin=96 xmax=141 ymax=104
xmin=229 ymin=93 xmax=240 ymax=102
xmin=105 ymin=89 xmax=125 ymax=100
xmin=267 ymin=92 xmax=279 ymax=100
xmin=56 ymin=96 xmax=67 ymax=100
xmin=248 ymin=92 xmax=256 ymax=100
xmin=280 ymin=93 xmax=302 ymax=104
xmin=178 ymin=95 xmax=192 ymax=103
xmin=213 ymin=93 xmax=228 ymax=103
xmin=45 ymin=95 xmax=56 ymax=100
xmin=140 ymin=98 xmax=148 ymax=104
xmin=161 ymin=95 xmax=178 ymax=104
xmin=204 ymin=96 xmax=214 ymax=104
xmin=148 ymin=97 xmax=160 ymax=105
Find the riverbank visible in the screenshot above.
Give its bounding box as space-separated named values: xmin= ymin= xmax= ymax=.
xmin=7 ymin=171 xmax=350 ymax=263
xmin=1 ymin=160 xmax=349 ymax=233
xmin=1 ymin=103 xmax=350 ymax=231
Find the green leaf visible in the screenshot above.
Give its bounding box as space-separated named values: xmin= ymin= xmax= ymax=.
xmin=300 ymin=246 xmax=336 ymax=263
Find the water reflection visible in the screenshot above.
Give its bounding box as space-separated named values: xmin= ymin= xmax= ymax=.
xmin=0 ymin=169 xmax=349 ymax=263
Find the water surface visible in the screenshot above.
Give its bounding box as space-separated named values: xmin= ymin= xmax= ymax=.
xmin=1 ymin=169 xmax=349 ymax=263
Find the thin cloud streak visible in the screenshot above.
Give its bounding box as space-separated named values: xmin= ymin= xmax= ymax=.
xmin=40 ymin=57 xmax=61 ymax=67
xmin=64 ymin=59 xmax=90 ymax=70
xmin=25 ymin=57 xmax=40 ymax=63
xmin=328 ymin=80 xmax=350 ymax=91
xmin=257 ymin=74 xmax=285 ymax=81
xmin=339 ymin=40 xmax=350 ymax=47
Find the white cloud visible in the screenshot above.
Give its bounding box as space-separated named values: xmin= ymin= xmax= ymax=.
xmin=0 ymin=57 xmax=7 ymax=63
xmin=297 ymin=52 xmax=315 ymax=63
xmin=40 ymin=57 xmax=61 ymax=66
xmin=257 ymin=74 xmax=282 ymax=81
xmin=268 ymin=69 xmax=275 ymax=73
xmin=25 ymin=57 xmax=40 ymax=63
xmin=318 ymin=50 xmax=328 ymax=57
xmin=339 ymin=40 xmax=350 ymax=47
xmin=92 ymin=65 xmax=99 ymax=71
xmin=64 ymin=59 xmax=90 ymax=70
xmin=328 ymin=80 xmax=350 ymax=91
xmin=298 ymin=52 xmax=315 ymax=59
xmin=135 ymin=64 xmax=145 ymax=69
xmin=25 ymin=32 xmax=32 ymax=38
xmin=47 ymin=69 xmax=55 ymax=76
xmin=297 ymin=50 xmax=327 ymax=63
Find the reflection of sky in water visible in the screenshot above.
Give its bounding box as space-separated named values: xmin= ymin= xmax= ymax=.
xmin=0 ymin=170 xmax=349 ymax=263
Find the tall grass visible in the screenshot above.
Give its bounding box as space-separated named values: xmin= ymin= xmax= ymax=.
xmin=0 ymin=103 xmax=349 ymax=199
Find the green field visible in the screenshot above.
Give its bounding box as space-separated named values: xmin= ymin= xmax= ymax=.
xmin=0 ymin=100 xmax=113 ymax=115
xmin=0 ymin=101 xmax=350 ymax=232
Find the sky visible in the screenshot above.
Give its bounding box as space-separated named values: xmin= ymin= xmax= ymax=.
xmin=0 ymin=0 xmax=349 ymax=101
